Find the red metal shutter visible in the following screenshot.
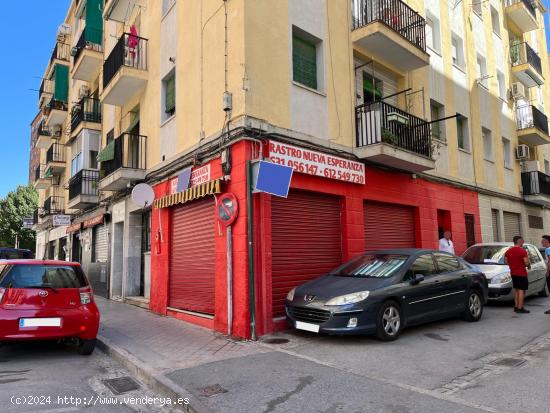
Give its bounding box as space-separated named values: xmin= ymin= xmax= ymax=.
xmin=271 ymin=190 xmax=342 ymax=317
xmin=169 ymin=197 xmax=216 ymax=314
xmin=364 ymin=201 xmax=415 ymax=251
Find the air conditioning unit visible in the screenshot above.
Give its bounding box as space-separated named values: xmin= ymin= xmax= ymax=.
xmin=511 ymin=82 xmax=526 ymax=101
xmin=79 ymin=85 xmax=90 ymax=99
xmin=57 ymin=24 xmax=71 ymax=38
xmin=521 ymin=160 xmax=539 ymax=172
xmin=516 ymin=144 xmax=530 ymax=160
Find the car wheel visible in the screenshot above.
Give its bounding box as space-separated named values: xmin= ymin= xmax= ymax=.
xmin=462 ymin=290 xmax=483 ymax=322
xmin=376 ymin=301 xmax=402 ymax=341
xmin=77 ymin=339 xmax=96 ymax=356
xmin=538 ymin=281 xmax=549 ymax=298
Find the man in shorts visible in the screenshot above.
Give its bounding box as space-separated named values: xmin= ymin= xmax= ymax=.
xmin=504 ymin=236 xmax=530 ymax=314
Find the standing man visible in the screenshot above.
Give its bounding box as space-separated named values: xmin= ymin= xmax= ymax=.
xmin=439 ymin=230 xmax=455 ymax=254
xmin=541 ymin=235 xmax=550 ymax=314
xmin=504 ymin=236 xmax=530 ymax=314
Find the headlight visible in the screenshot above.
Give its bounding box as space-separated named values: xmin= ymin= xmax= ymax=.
xmin=326 ymin=291 xmax=370 ymax=306
xmin=286 ymin=288 xmax=296 ymax=301
xmin=490 ymin=272 xmax=512 ymax=284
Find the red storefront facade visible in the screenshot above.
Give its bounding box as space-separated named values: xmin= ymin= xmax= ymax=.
xmin=149 ymin=140 xmax=481 ymax=339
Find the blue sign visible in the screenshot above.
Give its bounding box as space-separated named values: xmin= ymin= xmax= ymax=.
xmin=176 ymin=168 xmax=192 ymax=192
xmin=255 ymin=161 xmax=293 ymax=198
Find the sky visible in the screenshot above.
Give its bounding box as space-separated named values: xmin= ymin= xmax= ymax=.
xmin=0 ymin=1 xmax=550 ymax=198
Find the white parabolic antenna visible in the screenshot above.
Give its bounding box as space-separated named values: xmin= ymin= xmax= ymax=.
xmin=131 ymin=183 xmax=155 ymax=208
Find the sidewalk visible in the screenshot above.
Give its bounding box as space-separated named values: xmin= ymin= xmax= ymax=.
xmin=95 ymin=297 xmax=491 ymax=413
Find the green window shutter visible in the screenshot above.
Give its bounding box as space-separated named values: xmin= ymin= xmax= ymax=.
xmin=53 ymin=64 xmax=69 ymax=103
xmin=165 ymin=73 xmax=176 ymax=114
xmin=292 ymin=35 xmax=317 ymax=90
xmin=97 ymin=140 xmax=115 ymax=162
xmin=85 ymin=0 xmax=103 ymax=46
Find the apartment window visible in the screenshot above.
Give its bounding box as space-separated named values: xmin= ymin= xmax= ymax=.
xmin=292 ymin=27 xmax=321 ymax=90
xmin=363 ymin=73 xmax=383 ymax=104
xmin=426 ymin=14 xmax=441 ymax=53
xmin=497 ymin=71 xmax=506 ymax=100
xmin=473 ymin=1 xmax=482 ymax=18
xmin=477 ymin=55 xmax=488 ymax=88
xmin=502 ymin=137 xmax=512 ymax=169
xmin=89 ymin=150 xmax=98 ymax=169
xmin=451 ymin=33 xmax=465 ymax=69
xmin=545 ymin=159 xmax=550 ymax=174
xmin=71 ymin=153 xmax=82 ymax=177
xmin=162 ymin=70 xmax=176 ymax=121
xmin=491 ymin=6 xmax=500 ymax=36
xmin=482 ymin=128 xmax=493 ymax=161
xmin=430 ymin=100 xmax=446 ymax=141
xmin=456 ymin=114 xmax=470 ymax=151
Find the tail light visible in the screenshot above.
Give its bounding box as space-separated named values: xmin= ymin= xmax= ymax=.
xmin=0 ymin=287 xmax=5 ymax=304
xmin=79 ymin=287 xmax=93 ymax=305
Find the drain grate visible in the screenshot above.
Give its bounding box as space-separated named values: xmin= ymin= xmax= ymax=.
xmin=262 ymin=338 xmax=290 ymax=345
xmin=489 ymin=357 xmax=526 ymax=368
xmin=198 ymin=384 xmax=228 ymax=398
xmin=103 ymin=377 xmax=140 ymax=395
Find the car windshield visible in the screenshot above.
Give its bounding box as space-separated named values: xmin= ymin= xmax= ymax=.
xmin=0 ymin=265 xmax=88 ymax=289
xmin=462 ymin=246 xmax=509 ymax=265
xmin=330 ymin=254 xmax=408 ymax=278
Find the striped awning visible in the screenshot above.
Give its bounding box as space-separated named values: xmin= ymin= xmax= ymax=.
xmin=154 ymin=179 xmax=222 ymax=209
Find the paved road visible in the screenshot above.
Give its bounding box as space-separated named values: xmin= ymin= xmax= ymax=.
xmin=0 ymin=341 xmax=180 ymax=413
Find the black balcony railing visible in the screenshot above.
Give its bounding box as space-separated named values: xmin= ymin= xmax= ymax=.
xmin=51 ymin=42 xmax=70 ymax=63
xmin=103 ymin=33 xmax=148 ymax=89
xmin=44 ymin=196 xmax=64 ymax=215
xmin=37 ymin=121 xmax=50 ymax=137
xmin=510 ymin=41 xmax=542 ymax=75
xmin=505 ymin=0 xmax=537 ymax=19
xmin=100 ymin=133 xmax=147 ymax=179
xmin=73 ymin=27 xmax=103 ymax=63
xmin=47 ymin=97 xmax=68 ymax=112
xmin=71 ymin=97 xmax=101 ymax=132
xmin=34 ymin=164 xmax=48 ymax=181
xmin=522 ymin=171 xmax=550 ymax=197
xmin=46 ymin=143 xmax=66 ymax=164
xmin=516 ymin=105 xmax=549 ymax=134
xmin=356 ymin=100 xmax=432 ymax=158
xmin=351 ymin=0 xmax=426 ymax=51
xmin=69 ymin=169 xmax=100 ymax=200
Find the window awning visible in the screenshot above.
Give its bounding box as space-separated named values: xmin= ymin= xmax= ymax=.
xmin=97 ymin=140 xmax=115 ymax=162
xmin=154 ymin=179 xmax=222 ymax=209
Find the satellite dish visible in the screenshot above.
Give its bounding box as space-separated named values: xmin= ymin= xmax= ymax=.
xmin=131 ymin=183 xmax=155 ymax=208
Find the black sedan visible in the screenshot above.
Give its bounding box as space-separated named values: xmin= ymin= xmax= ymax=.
xmin=285 ymin=249 xmax=488 ymax=341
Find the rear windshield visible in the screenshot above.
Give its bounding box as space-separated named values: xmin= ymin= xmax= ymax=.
xmin=462 ymin=246 xmax=508 ymax=265
xmin=0 ymin=250 xmax=33 ymax=259
xmin=330 ymin=254 xmax=408 ymax=278
xmin=0 ymin=265 xmax=88 ymax=289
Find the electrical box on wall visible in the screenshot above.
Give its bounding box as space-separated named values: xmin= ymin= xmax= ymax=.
xmin=223 ymin=92 xmax=233 ymax=112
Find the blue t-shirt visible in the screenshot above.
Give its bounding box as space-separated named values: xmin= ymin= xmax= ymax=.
xmin=545 ymin=247 xmax=550 ymax=262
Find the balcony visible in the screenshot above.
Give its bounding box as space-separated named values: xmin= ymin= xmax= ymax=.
xmin=505 ymin=0 xmax=538 ymax=33
xmin=522 ymin=171 xmax=550 ymax=205
xmin=104 ymin=0 xmax=145 ymax=23
xmin=68 ymin=169 xmax=100 ymax=209
xmin=355 ymin=100 xmax=434 ymax=172
xmin=36 ymin=121 xmax=52 ymax=149
xmin=45 ymin=98 xmax=68 ymax=127
xmin=38 ymin=78 xmax=53 ymax=109
xmin=50 ymin=42 xmax=70 ymax=66
xmin=70 ymin=97 xmax=102 ymax=138
xmin=102 ymin=33 xmax=148 ymax=106
xmin=32 ymin=164 xmax=51 ymax=190
xmin=516 ymin=105 xmax=550 ymax=146
xmin=99 ymin=133 xmax=147 ymax=191
xmin=45 ymin=143 xmax=66 ymax=176
xmin=43 ymin=196 xmax=65 ymax=216
xmin=511 ymin=41 xmax=544 ymax=87
xmin=351 ymin=0 xmax=429 ymax=72
xmin=71 ymin=27 xmax=103 ymax=81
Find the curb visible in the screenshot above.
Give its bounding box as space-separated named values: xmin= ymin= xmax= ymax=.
xmin=96 ymin=334 xmax=213 ymax=413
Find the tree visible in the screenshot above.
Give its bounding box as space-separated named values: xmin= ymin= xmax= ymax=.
xmin=0 ymin=185 xmax=38 ymax=250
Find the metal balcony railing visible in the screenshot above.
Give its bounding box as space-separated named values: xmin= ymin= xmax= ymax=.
xmin=44 ymin=196 xmax=64 ymax=215
xmin=37 ymin=121 xmax=50 ymax=137
xmin=39 ymin=78 xmax=54 ymax=99
xmin=47 ymin=97 xmax=68 ymax=112
xmin=71 ymin=97 xmax=101 ymax=132
xmin=34 ymin=164 xmax=48 ymax=181
xmin=510 ymin=41 xmax=542 ymax=75
xmin=516 ymin=105 xmax=549 ymax=135
xmin=103 ymin=33 xmax=148 ymax=89
xmin=356 ymin=100 xmax=432 ymax=158
xmin=51 ymin=42 xmax=70 ymax=63
xmin=72 ymin=27 xmax=103 ymax=63
xmin=46 ymin=143 xmax=66 ymax=164
xmin=505 ymin=0 xmax=537 ymax=19
xmin=100 ymin=133 xmax=147 ymax=179
xmin=351 ymin=0 xmax=426 ymax=52
xmin=69 ymin=169 xmax=99 ymax=200
xmin=522 ymin=171 xmax=550 ymax=196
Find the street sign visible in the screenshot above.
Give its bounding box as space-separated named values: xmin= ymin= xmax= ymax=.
xmin=53 ymin=215 xmax=71 ymax=227
xmin=22 ymin=218 xmax=34 ymax=229
xmin=217 ymin=193 xmax=239 ymax=227
xmin=254 ymin=160 xmax=293 ymax=198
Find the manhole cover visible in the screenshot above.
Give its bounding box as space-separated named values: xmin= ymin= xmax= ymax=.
xmin=103 ymin=377 xmax=140 ymax=395
xmin=262 ymin=338 xmax=290 ymax=345
xmin=198 ymin=384 xmax=228 ymax=397
xmin=489 ymin=357 xmax=525 ymax=368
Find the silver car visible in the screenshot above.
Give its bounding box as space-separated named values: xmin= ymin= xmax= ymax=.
xmin=462 ymin=243 xmax=549 ymax=301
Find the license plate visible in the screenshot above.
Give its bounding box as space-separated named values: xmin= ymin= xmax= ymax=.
xmin=295 ymin=321 xmax=320 ymax=333
xmin=19 ymin=318 xmax=62 ymax=328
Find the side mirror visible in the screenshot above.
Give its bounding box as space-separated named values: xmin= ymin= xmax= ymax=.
xmin=410 ymin=274 xmax=425 ymax=285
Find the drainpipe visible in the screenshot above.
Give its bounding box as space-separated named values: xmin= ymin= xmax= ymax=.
xmin=246 ymin=160 xmax=256 ymax=340
xmin=227 ymin=225 xmax=233 ymax=336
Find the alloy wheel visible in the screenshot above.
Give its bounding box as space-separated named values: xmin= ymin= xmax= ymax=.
xmin=382 ymin=306 xmax=401 ymax=336
xmin=469 ymin=293 xmax=481 ymax=318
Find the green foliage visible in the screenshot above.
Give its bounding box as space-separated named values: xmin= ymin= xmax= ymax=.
xmin=0 ymin=185 xmax=38 ymax=250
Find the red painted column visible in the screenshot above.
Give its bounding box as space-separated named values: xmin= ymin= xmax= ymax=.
xmin=342 ymin=196 xmax=365 ymax=261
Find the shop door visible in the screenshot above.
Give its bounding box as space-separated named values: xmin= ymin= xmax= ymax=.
xmin=503 ymin=212 xmax=521 ymax=243
xmin=491 ymin=209 xmax=499 ymax=242
xmin=71 ymin=233 xmax=81 ymax=263
xmin=271 ymin=190 xmax=342 ymax=318
xmin=169 ymin=197 xmax=216 ymax=315
xmin=90 ymin=224 xmax=109 ymax=298
xmin=364 ymin=201 xmax=416 ymax=251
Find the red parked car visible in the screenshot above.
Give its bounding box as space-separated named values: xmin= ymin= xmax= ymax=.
xmin=0 ymin=261 xmax=99 ymax=355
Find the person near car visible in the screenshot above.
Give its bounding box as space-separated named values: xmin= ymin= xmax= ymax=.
xmin=439 ymin=230 xmax=455 ymax=254
xmin=541 ymin=235 xmax=550 ymax=315
xmin=504 ymin=236 xmax=530 ymax=314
